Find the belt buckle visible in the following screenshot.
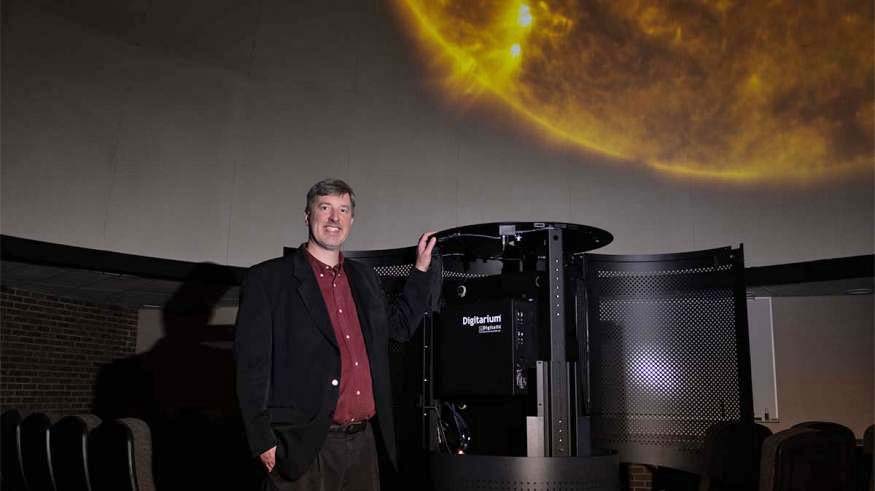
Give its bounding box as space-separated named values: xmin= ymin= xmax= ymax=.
xmin=331 ymin=420 xmax=367 ymax=434
xmin=345 ymin=421 xmax=366 ymax=433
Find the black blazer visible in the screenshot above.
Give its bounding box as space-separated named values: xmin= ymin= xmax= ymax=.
xmin=234 ymin=249 xmax=432 ymax=480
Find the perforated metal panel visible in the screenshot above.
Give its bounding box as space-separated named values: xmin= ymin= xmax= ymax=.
xmin=372 ymin=263 xmax=489 ymax=281
xmin=373 ymin=263 xmax=414 ymax=278
xmin=582 ymin=247 xmax=752 ymax=473
xmin=441 ymin=270 xmax=492 ymax=280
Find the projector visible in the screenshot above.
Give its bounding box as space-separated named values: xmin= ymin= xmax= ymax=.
xmin=436 ymin=298 xmax=538 ymax=398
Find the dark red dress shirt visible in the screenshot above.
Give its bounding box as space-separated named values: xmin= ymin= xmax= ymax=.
xmin=306 ymin=250 xmax=376 ymax=424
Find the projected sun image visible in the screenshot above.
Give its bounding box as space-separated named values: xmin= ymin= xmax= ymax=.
xmin=392 ymin=1 xmax=874 ymax=182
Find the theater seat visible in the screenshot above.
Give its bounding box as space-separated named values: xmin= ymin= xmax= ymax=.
xmin=760 ymin=426 xmax=855 ymax=491
xmin=863 ymin=424 xmax=873 ymax=491
xmin=50 ymin=414 xmax=102 ymax=491
xmin=2 ymin=409 xmax=28 ymax=491
xmin=90 ymin=418 xmax=155 ymax=491
xmin=21 ymin=412 xmax=58 ymax=491
xmin=793 ymin=422 xmax=859 ymax=490
xmin=865 ymin=424 xmax=873 ymax=454
xmin=699 ymin=421 xmax=772 ymax=491
xmin=792 ymin=421 xmax=856 ymax=445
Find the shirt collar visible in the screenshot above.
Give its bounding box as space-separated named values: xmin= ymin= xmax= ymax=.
xmin=304 ymin=247 xmax=344 ymax=273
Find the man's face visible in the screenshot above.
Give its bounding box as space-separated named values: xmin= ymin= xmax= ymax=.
xmin=306 ymin=193 xmax=354 ymax=252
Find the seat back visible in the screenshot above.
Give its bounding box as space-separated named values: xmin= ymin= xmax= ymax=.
xmin=699 ymin=421 xmax=772 ymax=491
xmin=760 ymin=426 xmax=855 ymax=491
xmin=20 ymin=412 xmax=58 ymax=491
xmin=50 ymin=415 xmax=102 ymax=491
xmin=792 ymin=421 xmax=857 ymax=445
xmin=793 ymin=422 xmax=860 ymax=491
xmin=2 ymin=409 xmax=28 ymax=491
xmin=90 ymin=418 xmax=154 ymax=491
xmin=863 ymin=424 xmax=873 ymax=491
xmin=865 ymin=425 xmax=874 ymax=455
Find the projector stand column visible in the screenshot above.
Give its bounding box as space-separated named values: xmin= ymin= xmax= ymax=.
xmin=546 ymin=229 xmax=573 ymax=456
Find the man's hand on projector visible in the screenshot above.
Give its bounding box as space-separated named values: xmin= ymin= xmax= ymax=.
xmin=415 ymin=231 xmax=437 ymax=272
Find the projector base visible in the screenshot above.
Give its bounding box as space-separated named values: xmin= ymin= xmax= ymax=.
xmin=429 ymin=452 xmax=619 ymax=491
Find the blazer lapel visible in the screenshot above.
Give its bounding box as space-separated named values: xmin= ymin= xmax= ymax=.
xmin=291 ymin=251 xmax=338 ymax=349
xmin=345 ymin=262 xmax=375 ymax=349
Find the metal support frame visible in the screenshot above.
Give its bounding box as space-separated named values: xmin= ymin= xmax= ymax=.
xmin=422 ymin=315 xmax=439 ymax=451
xmin=526 ymin=361 xmax=547 ymax=457
xmin=573 ymin=274 xmax=593 ymax=456
xmin=546 ymin=229 xmax=572 ymax=456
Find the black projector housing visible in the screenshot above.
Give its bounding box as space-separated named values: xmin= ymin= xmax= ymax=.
xmin=436 ymin=298 xmax=538 ymax=398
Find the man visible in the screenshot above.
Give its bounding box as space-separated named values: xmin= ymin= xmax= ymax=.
xmin=235 ymin=178 xmax=436 ymax=490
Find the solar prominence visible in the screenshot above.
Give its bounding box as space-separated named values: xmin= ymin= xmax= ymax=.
xmin=392 ymin=1 xmax=874 ymax=182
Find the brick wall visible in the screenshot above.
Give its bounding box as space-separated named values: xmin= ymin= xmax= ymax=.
xmin=0 ymin=287 xmax=137 ymax=413
xmin=627 ymin=464 xmax=654 ymax=491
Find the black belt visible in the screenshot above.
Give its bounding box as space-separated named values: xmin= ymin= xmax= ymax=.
xmin=329 ymin=420 xmax=368 ymax=434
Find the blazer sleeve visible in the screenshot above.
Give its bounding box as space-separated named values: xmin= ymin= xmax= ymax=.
xmin=234 ymin=268 xmax=277 ymax=456
xmin=385 ymin=267 xmax=434 ymax=342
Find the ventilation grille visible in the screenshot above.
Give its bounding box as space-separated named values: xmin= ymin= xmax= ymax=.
xmin=372 ymin=264 xmax=488 ymax=280
xmin=585 ymin=248 xmax=749 ymax=471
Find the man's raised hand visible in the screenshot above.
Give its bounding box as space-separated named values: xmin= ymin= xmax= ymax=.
xmin=415 ymin=232 xmax=437 ymax=272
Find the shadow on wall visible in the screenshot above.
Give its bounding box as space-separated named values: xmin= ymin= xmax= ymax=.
xmin=93 ymin=263 xmax=256 ymax=490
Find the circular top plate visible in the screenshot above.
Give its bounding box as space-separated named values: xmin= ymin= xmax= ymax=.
xmin=435 ymin=222 xmax=613 ymax=259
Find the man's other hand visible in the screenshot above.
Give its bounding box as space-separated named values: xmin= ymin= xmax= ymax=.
xmin=260 ymin=446 xmax=277 ymax=472
xmin=415 ymin=232 xmax=437 ymax=272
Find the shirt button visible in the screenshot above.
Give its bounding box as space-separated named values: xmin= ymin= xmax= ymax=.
xmin=338 ymin=308 xmax=342 ymax=313
xmin=345 ymin=334 xmax=350 ymax=339
xmin=354 ymin=361 xmax=359 ymax=366
xmin=331 ymin=379 xmax=339 ymax=386
xmin=319 ymin=273 xmax=324 ymax=278
xmin=355 ymin=390 xmax=361 ymax=396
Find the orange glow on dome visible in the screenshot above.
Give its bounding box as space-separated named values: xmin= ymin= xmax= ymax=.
xmin=391 ymin=0 xmax=874 ymax=183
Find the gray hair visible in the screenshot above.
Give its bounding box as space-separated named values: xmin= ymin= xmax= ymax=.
xmin=305 ymin=179 xmax=356 ymax=216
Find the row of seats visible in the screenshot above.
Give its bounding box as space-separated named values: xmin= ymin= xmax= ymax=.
xmin=1 ymin=409 xmax=155 ymax=491
xmin=4 ymin=409 xmax=871 ymax=491
xmin=697 ymin=420 xmax=874 ymax=491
